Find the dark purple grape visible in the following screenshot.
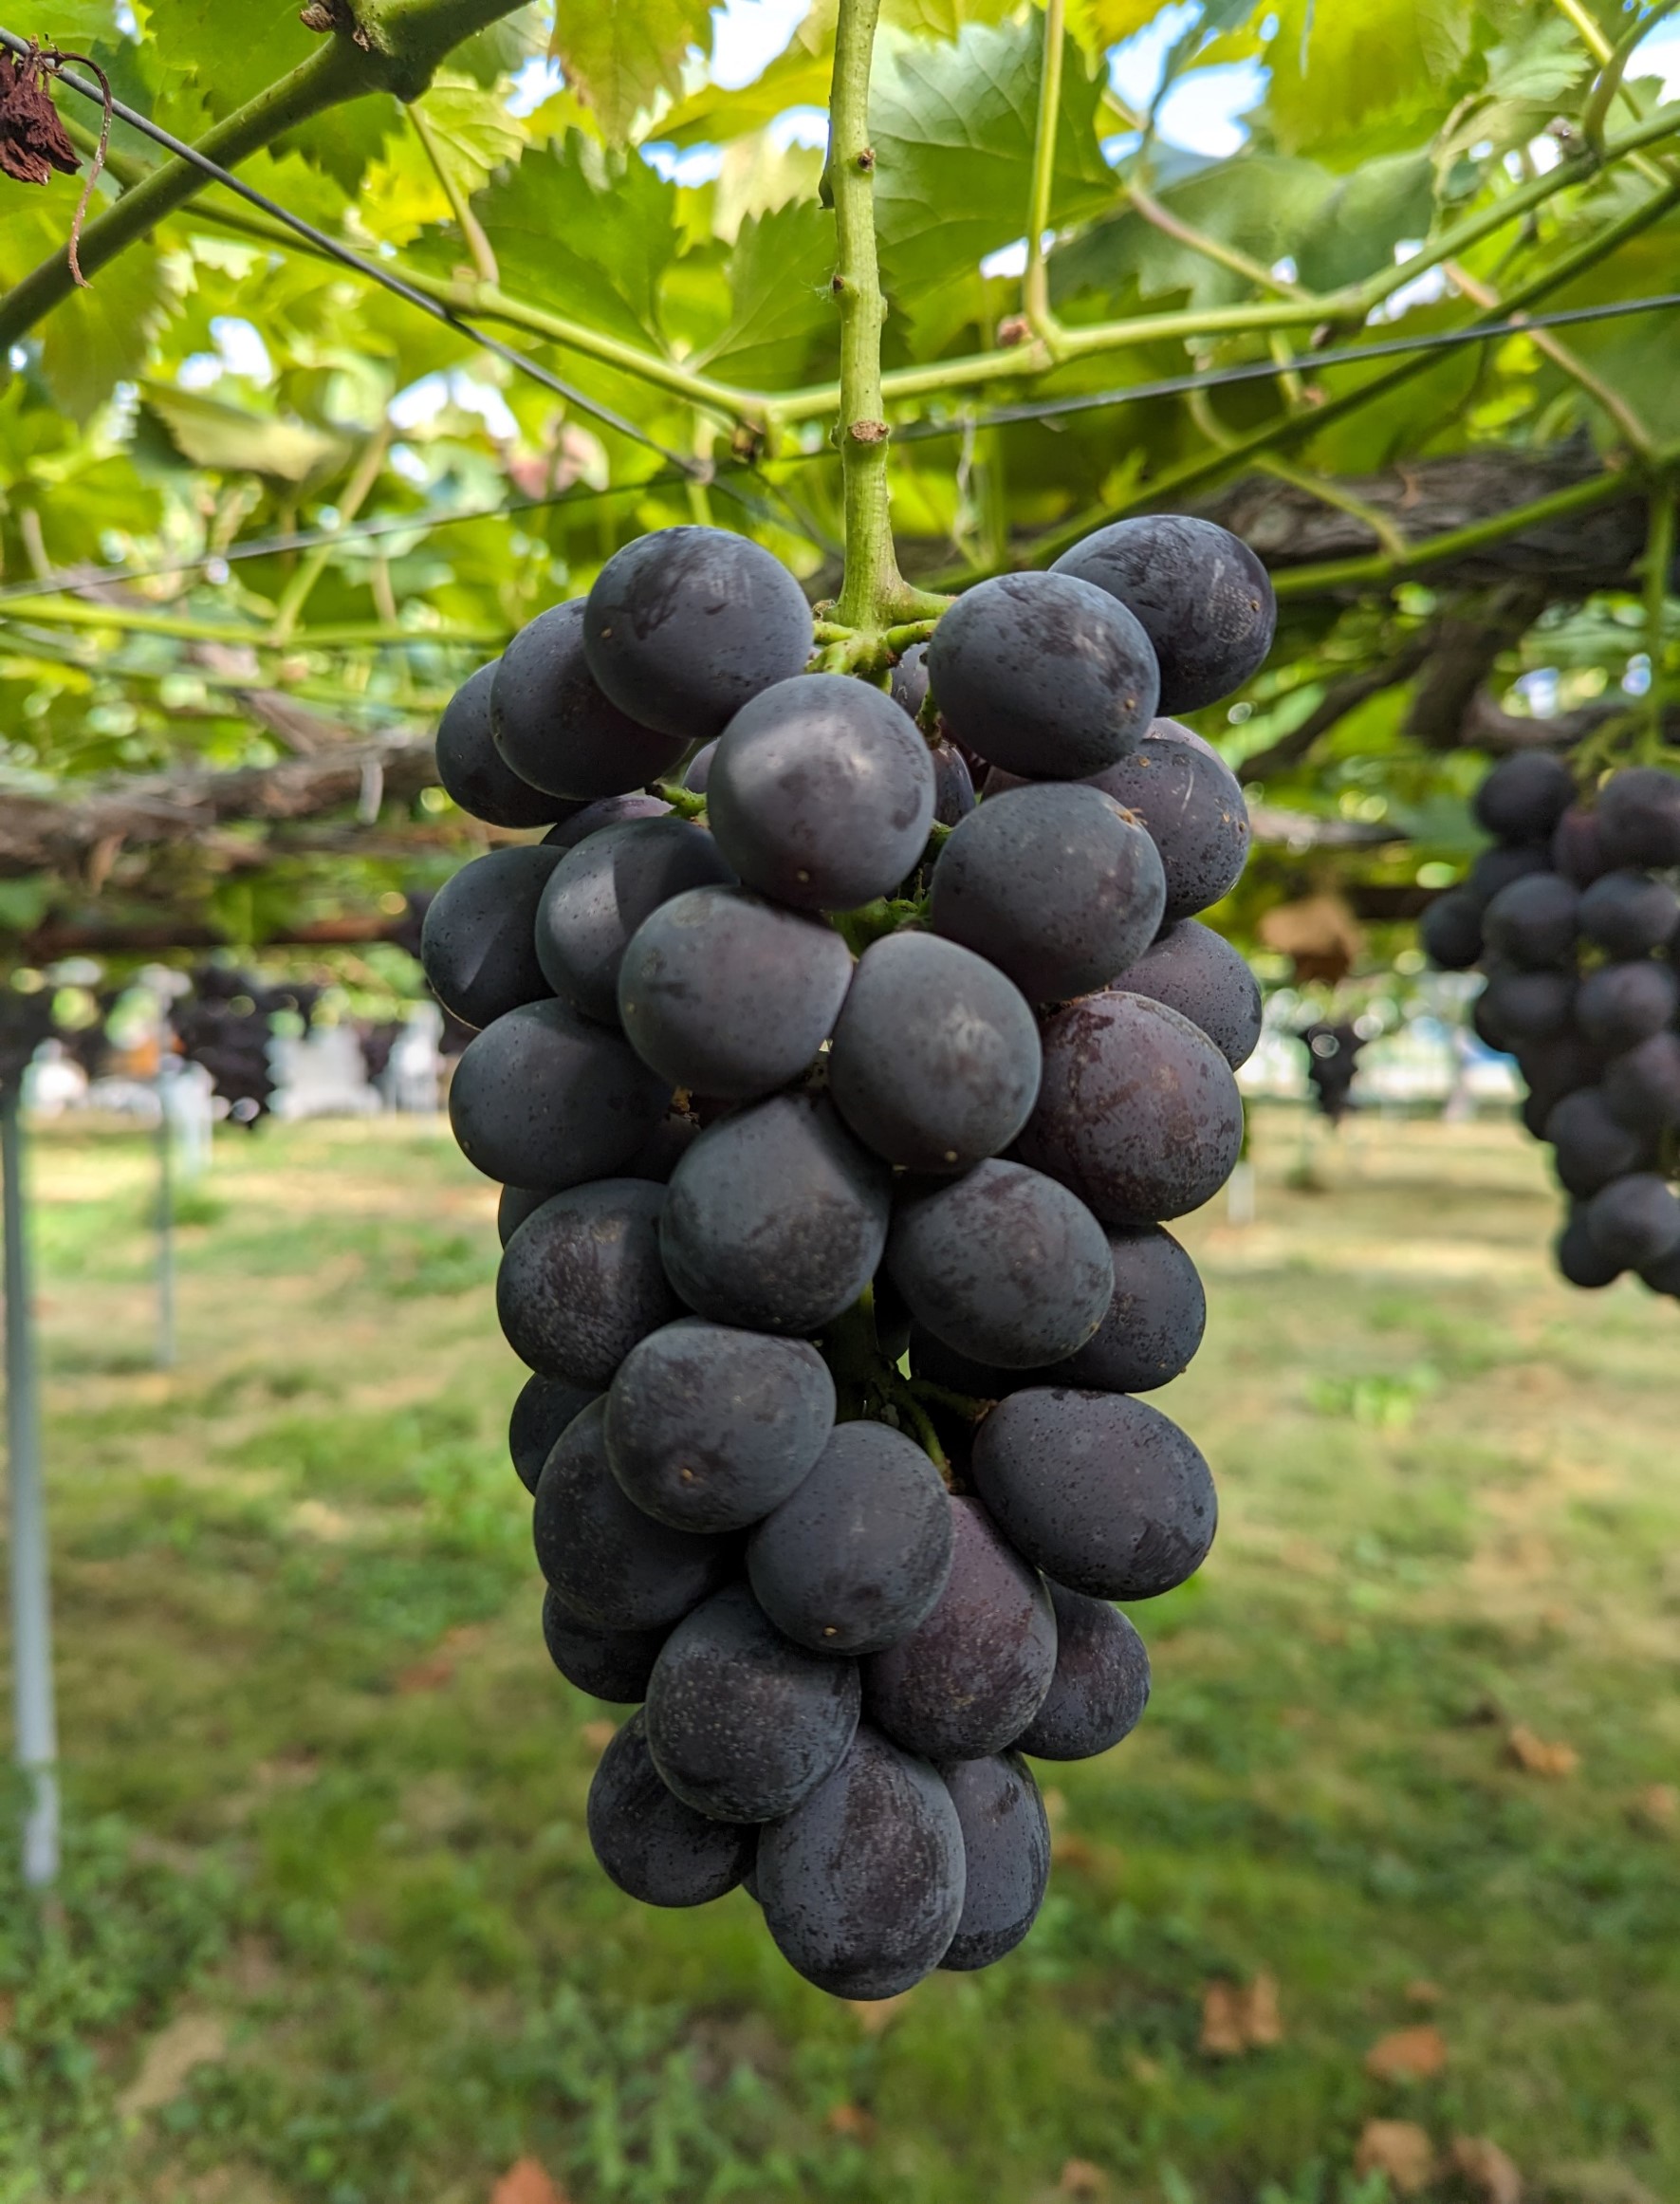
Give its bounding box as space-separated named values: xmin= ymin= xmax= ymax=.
xmin=1545 ymin=1087 xmax=1655 ymax=1199
xmin=684 ymin=739 xmax=717 ymax=792
xmin=420 ymin=845 xmax=563 ymax=1033
xmin=1473 ymin=751 xmax=1575 ymax=843
xmin=887 ymin=1161 xmax=1114 ymax=1369
xmin=1093 ymin=736 xmax=1251 ymax=921
xmin=1597 ymin=767 xmax=1680 ymax=869
xmin=448 ymin=999 xmax=670 ymax=1188
xmin=1468 ymin=843 xmax=1549 ymax=907
xmin=435 ymin=661 xmax=563 ymax=828
xmin=929 ymin=784 xmax=1167 ymax=1005
xmin=1556 ymin=1205 xmax=1622 ymax=1287
xmin=1050 ymin=1221 xmax=1206 ymax=1392
xmin=1020 ymin=991 xmax=1245 ymax=1223
xmin=660 ymin=1094 xmax=893 ymax=1335
xmin=1575 ymin=961 xmax=1678 ymax=1052
xmin=1419 ymin=889 xmax=1484 ymax=972
xmin=969 ymin=1387 xmax=1216 ymax=1601
xmin=541 ymin=1589 xmax=667 ymax=1701
xmin=747 ymin=1420 xmax=952 ymax=1656
xmin=621 ymin=1109 xmax=702 ymax=1182
xmin=534 ymin=817 xmax=735 ymax=1026
xmin=926 ymin=571 xmax=1159 ymax=779
xmin=862 ymin=1495 xmax=1056 ymax=1760
xmin=828 ymin=932 xmax=1042 ymax=1173
xmin=1051 ymin=514 xmax=1275 ymax=715
xmin=1578 ymin=870 xmax=1680 ymax=959
xmin=644 ymin=1583 xmax=860 ymax=1822
xmin=1637 ymin=1238 xmax=1680 ymax=1294
xmin=1603 ymin=1030 xmax=1680 ymax=1133
xmin=617 ymin=886 xmax=853 ymax=1101
xmin=1481 ymin=873 xmax=1578 ymax=969
xmin=1115 ymin=918 xmax=1262 ymax=1069
xmin=1479 ymin=969 xmax=1575 ymax=1046
xmin=498 ymin=1183 xmax=556 ymax=1248
xmin=498 ymin=1180 xmax=681 ymax=1387
xmin=937 ymin=1751 xmax=1050 ymax=1971
xmin=1016 ymin=1585 xmax=1151 ymax=1760
xmin=492 ymin=599 xmax=688 ymax=797
xmin=582 ymin=526 xmax=814 ymax=741
xmin=1514 ymin=1027 xmax=1603 ymax=1112
xmin=1551 ymin=804 xmax=1611 ymax=887
xmin=757 ymin=1725 xmax=964 ymax=1998
xmin=605 ymin=1317 xmax=835 ymax=1533
xmin=707 ymin=674 xmax=935 ymax=912
xmin=930 ymin=741 xmax=976 ymax=827
xmin=587 ymin=1711 xmax=755 ymax=1904
xmin=544 ymin=794 xmax=673 ymax=850
xmin=533 ymin=1400 xmax=735 ymax=1632
xmin=1585 ymin=1173 xmax=1680 ymax=1269
xmin=890 ymin=639 xmax=930 ymax=720
xmin=510 ymin=1375 xmax=598 ymax=1493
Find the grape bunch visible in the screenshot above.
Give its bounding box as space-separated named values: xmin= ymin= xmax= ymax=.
xmin=1423 ymin=752 xmax=1680 ymax=1294
xmin=428 ymin=513 xmax=1272 ymax=1998
xmin=172 ymin=970 xmax=322 ymax=1127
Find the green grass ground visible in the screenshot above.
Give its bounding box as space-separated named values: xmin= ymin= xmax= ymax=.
xmin=1 ymin=1105 xmax=1677 ymax=2204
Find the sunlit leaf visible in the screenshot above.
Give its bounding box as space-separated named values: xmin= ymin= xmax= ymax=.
xmin=694 ymin=201 xmax=838 ymax=386
xmin=139 ymin=383 xmax=351 ymax=480
xmin=549 ymin=0 xmax=713 ymax=148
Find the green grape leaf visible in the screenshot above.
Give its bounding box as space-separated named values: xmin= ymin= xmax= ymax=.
xmin=139 ymin=383 xmax=352 ymax=481
xmin=1 ymin=0 xmax=127 ymax=45
xmin=1053 ymin=154 xmax=1333 ymax=312
xmin=0 ymin=199 xmax=184 ymax=422
xmin=694 ymin=200 xmax=837 ymax=387
xmin=872 ymin=21 xmax=1115 ymax=353
xmin=549 ymin=0 xmax=713 ymax=149
xmin=1294 ymin=151 xmax=1437 ymax=294
xmin=143 ymin=0 xmax=319 ymax=123
xmin=1231 ymin=0 xmax=1471 ymax=163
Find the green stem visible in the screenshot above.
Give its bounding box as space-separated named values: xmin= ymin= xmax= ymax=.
xmin=1127 ymin=176 xmax=1310 ymax=302
xmin=1583 ymin=0 xmax=1680 ymax=155
xmin=1644 ymin=473 xmax=1676 ymax=752
xmin=1021 ymin=0 xmax=1065 ymax=337
xmin=410 ymin=102 xmax=499 ymax=286
xmin=652 ymin=780 xmax=708 ymax=820
xmin=887 ymin=1382 xmax=951 ymax=1478
xmin=827 ymin=0 xmax=943 ymax=629
xmin=270 ymin=424 xmax=392 ymax=644
xmin=1255 ymin=456 xmax=1412 ymax=563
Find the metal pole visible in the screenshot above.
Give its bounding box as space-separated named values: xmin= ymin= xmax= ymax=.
xmin=156 ymin=1080 xmax=175 ymax=1371
xmin=2 ymin=1085 xmax=59 ymax=1890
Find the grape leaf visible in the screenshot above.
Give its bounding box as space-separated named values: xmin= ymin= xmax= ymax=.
xmin=694 ymin=201 xmax=837 ymax=387
xmin=143 ymin=0 xmax=319 ymax=123
xmin=1295 ymin=151 xmax=1436 ymax=294
xmin=1207 ymin=0 xmax=1470 ymax=163
xmin=1053 ymin=154 xmax=1332 ymax=313
xmin=1 ymin=0 xmax=127 ymax=45
xmin=549 ymin=0 xmax=713 ymax=149
xmin=0 ymin=200 xmax=183 ymax=422
xmin=139 ymin=383 xmax=351 ymax=481
xmin=872 ymin=21 xmax=1115 ymax=353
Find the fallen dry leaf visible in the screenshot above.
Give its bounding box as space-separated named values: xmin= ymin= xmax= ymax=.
xmin=1050 ymin=1831 xmax=1101 ymax=1872
xmin=118 ymin=2014 xmax=228 ymax=2118
xmin=1505 ymin=1725 xmax=1578 ymax=1778
xmin=396 ymin=1624 xmax=484 ymax=1695
xmin=1449 ymin=2135 xmax=1523 ymax=2204
xmin=580 ymin=1720 xmax=618 ymax=1755
xmin=1404 ymin=1979 xmax=1443 ymax=2008
xmin=1200 ymin=1973 xmax=1283 ymax=2056
xmin=1365 ymin=2025 xmax=1447 ymax=2082
xmin=1630 ymin=1782 xmax=1678 ymax=1833
xmin=490 ymin=2158 xmax=569 ymax=2204
xmin=1356 ymin=2120 xmax=1435 ymax=2194
xmin=847 ymin=1990 xmax=914 ymax=2035
xmin=1058 ymin=2161 xmax=1109 ymax=2196
xmin=825 ymin=2102 xmax=877 ymax=2143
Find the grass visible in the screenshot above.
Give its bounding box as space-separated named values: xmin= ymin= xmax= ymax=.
xmin=1 ymin=1105 xmax=1677 ymax=2204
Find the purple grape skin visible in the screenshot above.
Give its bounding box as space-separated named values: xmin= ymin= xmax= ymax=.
xmin=757 ymin=1725 xmax=965 ymax=1999
xmin=498 ymin=1183 xmax=554 ymax=1247
xmin=707 ymin=674 xmax=936 ymax=912
xmin=435 ymin=660 xmax=563 ymax=829
xmin=684 ymin=739 xmax=717 ymax=792
xmin=1556 ymin=1206 xmax=1622 ymax=1287
xmin=448 ymin=998 xmax=671 ymax=1189
xmin=659 ymin=1094 xmax=893 ymax=1336
xmin=544 ymin=794 xmax=673 ymax=850
xmin=862 ymin=1495 xmax=1057 ymax=1761
xmin=533 ymin=1399 xmax=735 ymax=1633
xmin=497 ymin=1180 xmax=682 ymax=1388
xmin=534 ymin=817 xmax=735 ymax=1027
xmin=929 ymin=783 xmax=1168 ymax=1005
xmin=1603 ymin=1030 xmax=1680 ymax=1133
xmin=541 ymin=1589 xmax=667 ymax=1702
xmin=1015 ymin=1585 xmax=1151 ymax=1761
xmin=1020 ymin=991 xmax=1245 ymax=1224
xmin=890 ymin=639 xmax=930 ymax=719
xmin=1114 ymin=918 xmax=1262 ymax=1069
xmin=887 ymin=1160 xmax=1115 ymax=1370
xmin=1467 ymin=843 xmax=1549 ymax=907
xmin=1091 ymin=735 xmax=1251 ymax=922
xmin=1574 ymin=961 xmax=1678 ymax=1053
xmin=1419 ymin=889 xmax=1485 ymax=971
xmin=748 ymin=1420 xmax=953 ymax=1657
xmin=1479 ymin=969 xmax=1575 ymax=1046
xmin=1051 ymin=514 xmax=1276 ymax=715
xmin=644 ymin=1583 xmax=861 ymax=1823
xmin=420 ymin=845 xmax=563 ymax=1033
xmin=1545 ymin=1087 xmax=1655 ymax=1200
xmin=1481 ymin=873 xmax=1579 ymax=970
xmin=926 ymin=570 xmax=1160 ymax=780
xmin=930 ymin=741 xmax=976 ymax=826
xmin=491 ymin=599 xmax=689 ymax=798
xmin=1578 ymin=870 xmax=1680 ymax=959
xmin=1551 ymin=805 xmax=1611 ymax=888
xmin=582 ymin=525 xmax=815 ymax=741
xmin=828 ymin=932 xmax=1043 ymax=1174
xmin=969 ymin=1387 xmax=1217 ymax=1602
xmin=1585 ymin=1173 xmax=1680 ymax=1269
xmin=587 ymin=1711 xmax=755 ymax=1905
xmin=604 ymin=1318 xmax=836 ymax=1534
xmin=1597 ymin=766 xmax=1680 ymax=869
xmin=936 ymin=1751 xmax=1050 ymax=1971
xmin=618 ymin=885 xmax=854 ymax=1102
xmin=509 ymin=1375 xmax=599 ymax=1493
xmin=1473 ymin=751 xmax=1575 ymax=843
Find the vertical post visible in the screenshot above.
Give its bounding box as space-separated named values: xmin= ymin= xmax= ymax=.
xmin=2 ymin=1085 xmax=59 ymax=1891
xmin=156 ymin=1078 xmax=175 ymax=1372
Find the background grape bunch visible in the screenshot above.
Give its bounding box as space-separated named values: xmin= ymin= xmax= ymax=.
xmin=426 ymin=514 xmax=1272 ymax=2000
xmin=1423 ymin=753 xmax=1680 ymax=1294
